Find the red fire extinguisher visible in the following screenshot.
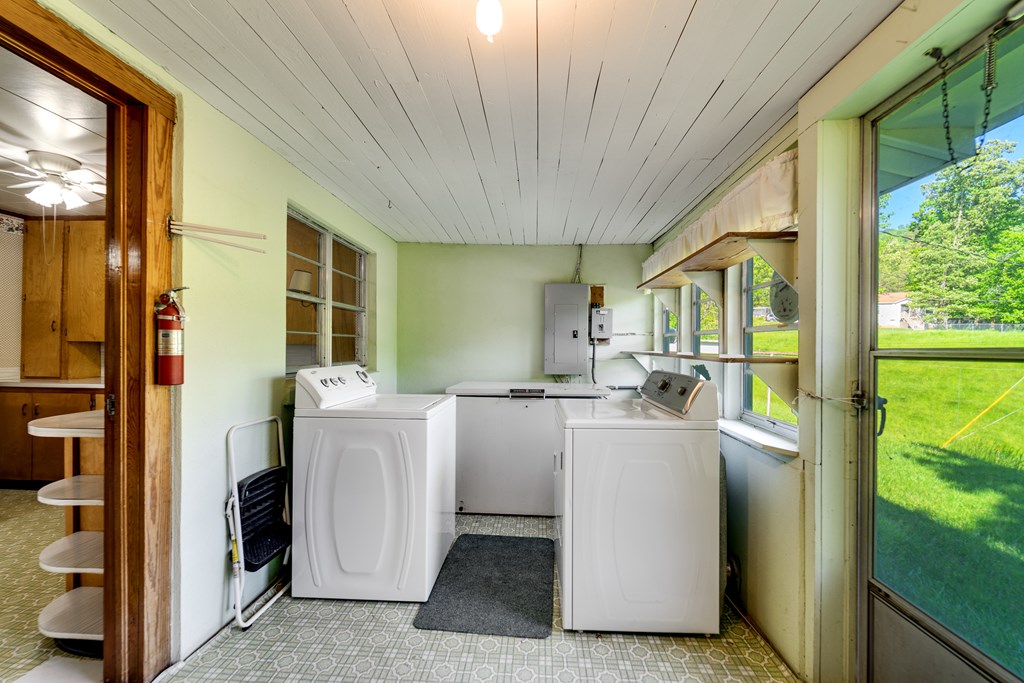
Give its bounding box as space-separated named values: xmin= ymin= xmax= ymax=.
xmin=155 ymin=287 xmax=188 ymax=385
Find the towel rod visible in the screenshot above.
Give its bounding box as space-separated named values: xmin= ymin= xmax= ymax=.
xmin=167 ymin=217 xmax=266 ymax=253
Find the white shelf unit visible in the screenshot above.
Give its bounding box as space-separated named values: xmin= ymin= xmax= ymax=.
xmin=39 ymin=531 xmax=104 ymax=574
xmin=37 ymin=475 xmax=104 ymax=506
xmin=37 ymin=476 xmax=104 ymax=642
xmin=37 ymin=586 xmax=103 ymax=641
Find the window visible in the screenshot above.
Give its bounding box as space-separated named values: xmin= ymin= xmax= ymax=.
xmin=868 ymin=21 xmax=1024 ymax=678
xmin=742 ymin=255 xmax=798 ymax=428
xmin=661 ymin=305 xmax=678 ymax=353
xmin=285 ymin=211 xmax=366 ymax=374
xmin=692 ymin=286 xmax=719 ymax=355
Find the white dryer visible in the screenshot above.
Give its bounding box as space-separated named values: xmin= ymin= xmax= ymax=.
xmin=555 ymin=370 xmax=720 ymax=634
xmin=292 ymin=366 xmax=456 ymax=602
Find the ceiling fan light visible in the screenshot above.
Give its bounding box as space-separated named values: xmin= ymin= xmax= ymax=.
xmin=476 ymin=0 xmax=502 ymax=42
xmin=61 ymin=187 xmax=87 ymax=210
xmin=26 ymin=180 xmax=62 ymax=207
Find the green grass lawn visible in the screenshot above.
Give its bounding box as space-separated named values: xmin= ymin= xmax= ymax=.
xmin=874 ymin=355 xmax=1024 ymax=676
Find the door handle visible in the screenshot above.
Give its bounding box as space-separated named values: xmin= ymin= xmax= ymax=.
xmin=876 ymin=395 xmax=888 ymax=437
xmin=21 ymin=403 xmax=27 ymax=417
xmin=34 ymin=404 xmax=40 ymax=417
xmin=51 ymin=320 xmax=56 ymax=332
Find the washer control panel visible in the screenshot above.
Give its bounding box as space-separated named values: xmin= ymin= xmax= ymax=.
xmin=639 ymin=370 xmax=705 ymax=416
xmin=295 ymin=365 xmax=376 ymax=409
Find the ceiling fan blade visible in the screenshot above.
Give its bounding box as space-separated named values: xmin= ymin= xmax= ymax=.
xmin=7 ymin=180 xmax=44 ymax=189
xmin=73 ymin=188 xmax=103 ymax=204
xmin=82 ymin=182 xmax=106 ymax=195
xmin=0 ymin=166 xmax=42 ymax=180
xmin=65 ymin=167 xmax=105 ymax=184
xmin=0 ymin=154 xmax=44 ymax=179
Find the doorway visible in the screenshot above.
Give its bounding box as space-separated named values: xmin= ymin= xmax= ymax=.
xmin=0 ymin=1 xmax=175 ymax=681
xmin=863 ymin=17 xmax=1024 ymax=682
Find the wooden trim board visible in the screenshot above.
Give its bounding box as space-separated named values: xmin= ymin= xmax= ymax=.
xmin=0 ymin=3 xmax=175 ymax=682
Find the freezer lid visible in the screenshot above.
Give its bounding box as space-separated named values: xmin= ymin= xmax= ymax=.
xmin=555 ymin=398 xmax=718 ymax=430
xmin=295 ymin=393 xmax=454 ymax=419
xmin=445 ymin=381 xmax=611 ymax=398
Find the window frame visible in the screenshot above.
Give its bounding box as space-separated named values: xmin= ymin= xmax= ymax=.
xmin=691 ymin=285 xmax=720 ymax=356
xmin=285 ymin=210 xmax=367 ymax=374
xmin=740 ymin=256 xmax=798 ymax=434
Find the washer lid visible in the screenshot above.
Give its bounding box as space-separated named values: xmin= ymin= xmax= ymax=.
xmin=446 ymin=381 xmax=610 ymax=398
xmin=555 ymin=398 xmax=718 ymax=430
xmin=295 ymin=393 xmax=454 ymax=419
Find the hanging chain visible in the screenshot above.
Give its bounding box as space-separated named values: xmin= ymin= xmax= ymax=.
xmin=978 ymin=32 xmax=997 ymax=149
xmin=931 ymin=49 xmax=957 ymax=167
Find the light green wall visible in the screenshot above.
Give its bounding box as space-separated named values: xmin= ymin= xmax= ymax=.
xmin=37 ymin=0 xmax=398 ymax=659
xmin=397 ymin=244 xmax=653 ymax=394
xmin=175 ymin=90 xmax=398 ymax=656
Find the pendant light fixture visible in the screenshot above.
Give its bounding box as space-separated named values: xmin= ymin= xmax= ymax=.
xmin=476 ymin=0 xmax=502 ymax=42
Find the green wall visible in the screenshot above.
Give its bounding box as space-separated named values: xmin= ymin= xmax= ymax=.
xmin=397 ymin=244 xmax=653 ymax=394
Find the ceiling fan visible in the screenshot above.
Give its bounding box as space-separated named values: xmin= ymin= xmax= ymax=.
xmin=1 ymin=150 xmax=106 ymax=210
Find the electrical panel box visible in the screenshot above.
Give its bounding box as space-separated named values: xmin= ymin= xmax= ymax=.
xmin=544 ymin=283 xmax=589 ymax=375
xmin=591 ymin=308 xmax=612 ymax=340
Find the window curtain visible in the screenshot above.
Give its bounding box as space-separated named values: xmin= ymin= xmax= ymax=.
xmin=642 ymin=148 xmax=798 ymax=285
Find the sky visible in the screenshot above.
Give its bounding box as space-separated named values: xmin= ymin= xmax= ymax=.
xmin=884 ymin=116 xmax=1024 ymax=229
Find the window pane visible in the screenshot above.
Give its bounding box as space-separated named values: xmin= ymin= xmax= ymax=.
xmin=745 ymin=372 xmax=797 ymax=424
xmin=287 ymin=216 xmax=323 ymax=298
xmin=749 ymin=330 xmax=798 ymax=356
xmin=332 ymin=272 xmax=361 ymax=308
xmin=333 ymin=239 xmax=360 ymax=277
xmin=332 ymin=307 xmax=362 ymax=364
xmin=286 ymin=297 xmax=319 ymax=372
xmin=876 ymin=27 xmax=1024 ymax=349
xmin=287 ymin=217 xmax=320 ymax=262
xmin=874 ymin=358 xmax=1024 ymax=676
xmin=287 ymin=254 xmax=321 ymax=297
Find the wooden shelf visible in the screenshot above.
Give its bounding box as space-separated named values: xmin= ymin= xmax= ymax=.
xmin=640 ymin=231 xmax=797 ymax=289
xmin=630 ymin=351 xmax=797 ymax=364
xmin=40 ymin=531 xmax=104 ymax=574
xmin=38 ymin=586 xmax=103 ymax=641
xmin=37 ymin=475 xmax=104 ymax=506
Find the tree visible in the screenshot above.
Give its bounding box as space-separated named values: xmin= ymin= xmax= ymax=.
xmin=901 ymin=140 xmax=1024 ymax=324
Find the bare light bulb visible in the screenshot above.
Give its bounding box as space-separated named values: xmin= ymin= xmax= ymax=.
xmin=476 ymin=0 xmax=502 ymax=43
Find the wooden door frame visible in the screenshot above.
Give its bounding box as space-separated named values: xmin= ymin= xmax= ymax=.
xmin=0 ymin=2 xmax=175 ymax=681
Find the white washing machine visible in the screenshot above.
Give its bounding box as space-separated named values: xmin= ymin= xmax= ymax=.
xmin=292 ymin=365 xmax=456 ymax=602
xmin=555 ymin=370 xmax=720 ymax=634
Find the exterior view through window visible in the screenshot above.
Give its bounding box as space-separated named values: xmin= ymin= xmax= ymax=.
xmin=872 ymin=21 xmax=1024 ymax=677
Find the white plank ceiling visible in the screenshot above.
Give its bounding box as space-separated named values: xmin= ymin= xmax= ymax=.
xmin=57 ymin=0 xmax=903 ymax=244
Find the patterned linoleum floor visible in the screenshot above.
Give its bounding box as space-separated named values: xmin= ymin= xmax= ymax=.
xmin=0 ymin=488 xmax=81 ymax=683
xmin=160 ymin=515 xmax=796 ymax=683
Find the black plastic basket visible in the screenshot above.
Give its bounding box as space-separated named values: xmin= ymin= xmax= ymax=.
xmin=237 ymin=465 xmax=289 ymax=572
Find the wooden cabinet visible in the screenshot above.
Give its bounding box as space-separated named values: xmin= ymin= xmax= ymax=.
xmin=21 ymin=220 xmax=64 ymax=377
xmin=0 ymin=391 xmax=94 ymax=481
xmin=21 ymin=219 xmax=105 ymax=378
xmin=0 ymin=392 xmax=32 ymax=479
xmin=64 ymin=221 xmax=105 ymax=342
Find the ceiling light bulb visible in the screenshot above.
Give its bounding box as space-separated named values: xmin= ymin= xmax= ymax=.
xmin=476 ymin=0 xmax=502 ymax=43
xmin=62 ymin=187 xmax=87 ymax=210
xmin=26 ymin=179 xmax=63 ymax=207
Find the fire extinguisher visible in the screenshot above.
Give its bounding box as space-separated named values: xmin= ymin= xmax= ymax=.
xmin=155 ymin=287 xmax=188 ymax=385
